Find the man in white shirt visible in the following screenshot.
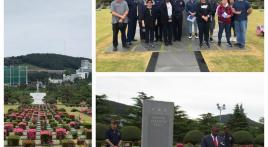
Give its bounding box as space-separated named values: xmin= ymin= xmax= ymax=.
xmin=160 ymin=0 xmax=173 ymax=46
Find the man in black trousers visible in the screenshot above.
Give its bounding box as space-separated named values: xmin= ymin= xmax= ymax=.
xmin=138 ymin=0 xmax=146 ymax=41
xmin=126 ymin=0 xmax=138 ymax=45
xmin=172 ymin=0 xmax=185 ymax=41
xmin=161 ymin=0 xmax=173 ymax=46
xmin=154 ymin=0 xmax=164 ymax=42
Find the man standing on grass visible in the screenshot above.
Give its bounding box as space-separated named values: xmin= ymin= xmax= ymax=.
xmin=105 ymin=120 xmax=122 ymax=147
xmin=111 ymin=0 xmax=129 ymax=51
xmin=232 ymin=0 xmax=252 ymax=48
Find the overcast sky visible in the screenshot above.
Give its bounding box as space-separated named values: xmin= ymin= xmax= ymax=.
xmin=96 ymin=74 xmax=264 ymax=122
xmin=5 ymin=0 xmax=91 ymax=58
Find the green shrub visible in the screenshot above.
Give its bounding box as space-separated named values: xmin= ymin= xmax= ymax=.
xmin=61 ymin=139 xmax=75 ymax=147
xmin=254 ymin=134 xmax=264 ymax=146
xmin=58 ymin=108 xmax=66 ymax=112
xmin=71 ymin=108 xmax=79 ymax=112
xmin=62 ymin=124 xmax=70 ymax=131
xmin=85 ymin=129 xmax=91 ymax=139
xmin=121 ymin=126 xmax=141 ymax=141
xmin=50 ymin=122 xmax=58 ymax=128
xmin=82 ymin=122 xmax=91 ymax=129
xmin=96 ymin=123 xmax=108 ymax=140
xmin=233 ymin=130 xmax=254 ymax=145
xmin=183 ymin=130 xmax=204 ymax=145
xmin=71 ymin=130 xmax=78 ymax=139
xmin=7 ymin=135 xmax=20 ymax=146
xmin=29 ymin=124 xmax=36 ymax=129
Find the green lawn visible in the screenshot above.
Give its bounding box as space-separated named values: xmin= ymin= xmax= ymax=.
xmin=96 ymin=9 xmax=264 ymax=72
xmin=4 ymin=105 xmax=19 ymax=114
xmin=56 ymin=104 xmax=92 ymax=124
xmin=96 ymin=9 xmax=151 ymax=72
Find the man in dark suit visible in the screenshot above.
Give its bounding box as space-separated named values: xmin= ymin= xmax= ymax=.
xmin=126 ymin=0 xmax=139 ymax=45
xmin=154 ymin=0 xmax=164 ymax=42
xmin=201 ymin=126 xmax=226 ymax=147
xmin=160 ymin=0 xmax=173 ymax=46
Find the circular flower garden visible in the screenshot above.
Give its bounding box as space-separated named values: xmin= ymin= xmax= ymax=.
xmin=4 ymin=104 xmax=91 ymax=147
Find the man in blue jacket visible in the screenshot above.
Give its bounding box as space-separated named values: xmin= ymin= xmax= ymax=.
xmin=126 ymin=0 xmax=138 ymax=45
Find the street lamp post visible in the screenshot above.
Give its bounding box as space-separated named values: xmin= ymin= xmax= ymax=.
xmin=217 ymin=103 xmax=226 ymax=123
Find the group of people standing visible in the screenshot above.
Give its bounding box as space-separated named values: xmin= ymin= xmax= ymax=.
xmin=111 ymin=0 xmax=252 ymax=51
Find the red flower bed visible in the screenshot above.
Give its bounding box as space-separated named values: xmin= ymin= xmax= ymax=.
xmin=27 ymin=129 xmax=36 ymax=140
xmin=18 ymin=122 xmax=27 ymax=130
xmin=4 ymin=123 xmax=14 ymax=132
xmin=40 ymin=130 xmax=52 ymax=144
xmin=14 ymin=128 xmax=24 ymax=136
xmin=56 ymin=128 xmax=67 ymax=140
xmin=55 ymin=115 xmax=61 ymax=121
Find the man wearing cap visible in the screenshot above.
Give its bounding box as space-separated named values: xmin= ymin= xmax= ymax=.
xmin=201 ymin=126 xmax=225 ymax=147
xmin=111 ymin=0 xmax=129 ymax=51
xmin=223 ymin=126 xmax=234 ymax=147
xmin=105 ymin=120 xmax=122 ymax=147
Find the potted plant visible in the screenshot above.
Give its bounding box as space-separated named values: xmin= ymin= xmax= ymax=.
xmin=22 ymin=140 xmax=36 ymax=147
xmin=7 ymin=135 xmax=20 ymax=146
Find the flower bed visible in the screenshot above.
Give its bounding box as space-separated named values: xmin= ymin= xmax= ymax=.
xmin=40 ymin=130 xmax=52 ymax=144
xmin=5 ymin=123 xmax=14 ymax=132
xmin=56 ymin=128 xmax=67 ymax=140
xmin=27 ymin=129 xmax=36 ymax=140
xmin=18 ymin=122 xmax=27 ymax=129
xmin=14 ymin=128 xmax=24 ymax=136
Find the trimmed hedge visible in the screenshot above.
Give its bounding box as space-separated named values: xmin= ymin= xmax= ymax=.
xmin=121 ymin=126 xmax=141 ymax=141
xmin=183 ymin=130 xmax=203 ymax=145
xmin=254 ymin=134 xmax=264 ymax=146
xmin=96 ymin=123 xmax=108 ymax=140
xmin=233 ymin=130 xmax=254 ymax=145
xmin=7 ymin=135 xmax=20 ymax=146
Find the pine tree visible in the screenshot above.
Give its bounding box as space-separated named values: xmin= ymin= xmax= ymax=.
xmin=198 ymin=113 xmax=218 ymax=135
xmin=227 ymin=104 xmax=249 ymax=131
xmin=127 ymin=92 xmax=154 ymax=128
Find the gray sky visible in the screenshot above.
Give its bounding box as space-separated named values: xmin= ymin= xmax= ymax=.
xmin=5 ymin=0 xmax=91 ymax=58
xmin=96 ymin=75 xmax=264 ymax=122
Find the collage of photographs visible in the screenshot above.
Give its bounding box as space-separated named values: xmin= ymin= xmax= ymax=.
xmin=0 ymin=0 xmax=266 ymax=147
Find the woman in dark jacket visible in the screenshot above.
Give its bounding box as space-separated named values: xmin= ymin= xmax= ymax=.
xmin=196 ymin=0 xmax=211 ymax=48
xmin=141 ymin=0 xmax=157 ymax=49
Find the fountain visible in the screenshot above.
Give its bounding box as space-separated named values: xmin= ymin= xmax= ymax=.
xmin=30 ymin=81 xmax=46 ymax=104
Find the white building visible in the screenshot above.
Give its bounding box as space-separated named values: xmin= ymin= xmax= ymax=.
xmin=48 ymin=77 xmax=63 ymax=84
xmin=49 ymin=60 xmax=91 ymax=83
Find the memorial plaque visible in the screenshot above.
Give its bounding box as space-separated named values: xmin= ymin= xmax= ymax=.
xmin=141 ymin=100 xmax=174 ymax=147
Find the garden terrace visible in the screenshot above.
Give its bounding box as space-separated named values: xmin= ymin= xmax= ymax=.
xmin=4 ymin=104 xmax=91 ymax=147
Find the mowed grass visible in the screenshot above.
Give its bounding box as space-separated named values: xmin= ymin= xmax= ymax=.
xmin=96 ymin=9 xmax=151 ymax=72
xmin=4 ymin=105 xmax=19 ymax=114
xmin=56 ymin=105 xmax=92 ymax=124
xmin=202 ymin=9 xmax=264 ymax=72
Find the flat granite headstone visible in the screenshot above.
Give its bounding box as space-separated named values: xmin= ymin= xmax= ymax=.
xmin=141 ymin=100 xmax=174 ymax=147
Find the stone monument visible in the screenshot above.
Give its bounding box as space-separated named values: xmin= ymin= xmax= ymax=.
xmin=30 ymin=81 xmax=46 ymax=104
xmin=141 ymin=100 xmax=174 ymax=147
